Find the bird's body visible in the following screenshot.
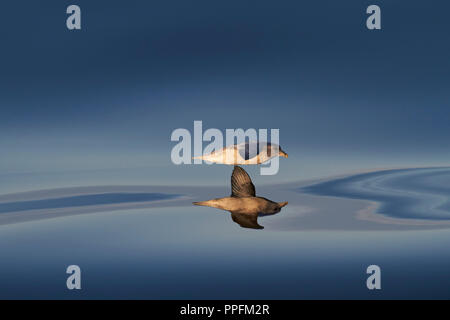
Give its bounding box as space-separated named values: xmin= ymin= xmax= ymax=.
xmin=193 ymin=196 xmax=282 ymax=215
xmin=193 ymin=142 xmax=288 ymax=165
xmin=193 ymin=166 xmax=288 ymax=229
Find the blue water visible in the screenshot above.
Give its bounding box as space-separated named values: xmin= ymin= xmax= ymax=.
xmin=1 ymin=206 xmax=450 ymax=299
xmin=301 ymin=167 xmax=450 ymax=220
xmin=1 ymin=168 xmax=450 ymax=299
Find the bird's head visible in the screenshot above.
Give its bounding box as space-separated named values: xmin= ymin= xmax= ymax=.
xmin=265 ymin=143 xmax=288 ymax=158
xmin=263 ymin=201 xmax=288 ymax=214
xmin=278 ymin=201 xmax=288 ymax=208
xmin=279 ymin=147 xmax=288 ymax=158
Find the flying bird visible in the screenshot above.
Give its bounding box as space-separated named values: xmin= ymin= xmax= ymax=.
xmin=193 ymin=166 xmax=288 ymax=229
xmin=193 ymin=141 xmax=288 ymax=165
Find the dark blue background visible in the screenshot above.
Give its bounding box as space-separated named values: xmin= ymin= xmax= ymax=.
xmin=1 ymin=0 xmax=449 ymax=182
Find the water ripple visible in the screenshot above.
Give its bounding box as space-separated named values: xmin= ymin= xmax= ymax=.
xmin=300 ymin=167 xmax=450 ymax=220
xmin=0 ymin=193 xmax=180 ymax=214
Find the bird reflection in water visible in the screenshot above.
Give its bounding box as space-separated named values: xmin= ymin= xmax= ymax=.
xmin=193 ymin=166 xmax=288 ymax=229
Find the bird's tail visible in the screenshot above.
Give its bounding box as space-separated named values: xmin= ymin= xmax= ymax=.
xmin=193 ymin=200 xmax=210 ymax=206
xmin=192 ymin=199 xmax=220 ymax=208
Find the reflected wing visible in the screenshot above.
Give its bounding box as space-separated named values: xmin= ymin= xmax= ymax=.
xmin=231 ymin=166 xmax=256 ymax=197
xmin=231 ymin=211 xmax=263 ymax=229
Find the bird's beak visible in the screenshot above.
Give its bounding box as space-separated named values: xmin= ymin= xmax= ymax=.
xmin=279 ymin=150 xmax=288 ymax=158
xmin=278 ymin=201 xmax=288 ymax=208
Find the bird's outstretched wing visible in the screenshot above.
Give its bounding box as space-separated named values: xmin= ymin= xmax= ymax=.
xmin=237 ymin=142 xmax=260 ymax=161
xmin=231 ymin=166 xmax=256 ymax=197
xmin=231 ymin=211 xmax=263 ymax=229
